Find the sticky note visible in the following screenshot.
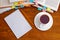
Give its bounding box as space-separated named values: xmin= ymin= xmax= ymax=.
xmin=20 ymin=4 xmax=24 ymax=8
xmin=13 ymin=2 xmax=18 ymax=6
xmin=46 ymin=7 xmax=54 ymax=13
xmin=46 ymin=7 xmax=51 ymax=11
xmin=29 ymin=0 xmax=34 ymax=3
xmin=11 ymin=5 xmax=16 ymax=9
xmin=43 ymin=6 xmax=47 ymax=9
xmin=15 ymin=6 xmax=18 ymax=9
xmin=37 ymin=7 xmax=42 ymax=10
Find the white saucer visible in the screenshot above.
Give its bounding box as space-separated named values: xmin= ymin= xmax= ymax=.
xmin=34 ymin=12 xmax=53 ymax=31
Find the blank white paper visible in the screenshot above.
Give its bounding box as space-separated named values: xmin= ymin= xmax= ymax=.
xmin=38 ymin=0 xmax=45 ymax=4
xmin=4 ymin=10 xmax=32 ymax=39
xmin=9 ymin=0 xmax=24 ymax=3
xmin=0 ymin=0 xmax=13 ymax=8
xmin=0 ymin=8 xmax=11 ymax=14
xmin=59 ymin=0 xmax=60 ymax=3
xmin=9 ymin=0 xmax=19 ymax=3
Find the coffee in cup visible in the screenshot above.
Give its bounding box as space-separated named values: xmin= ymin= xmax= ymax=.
xmin=40 ymin=15 xmax=49 ymax=24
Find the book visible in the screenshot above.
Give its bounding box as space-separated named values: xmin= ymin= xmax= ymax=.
xmin=38 ymin=0 xmax=60 ymax=11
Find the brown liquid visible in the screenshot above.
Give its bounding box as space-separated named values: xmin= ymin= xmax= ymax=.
xmin=40 ymin=15 xmax=49 ymax=24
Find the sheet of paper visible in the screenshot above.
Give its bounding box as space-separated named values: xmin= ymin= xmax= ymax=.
xmin=38 ymin=0 xmax=45 ymax=4
xmin=59 ymin=0 xmax=60 ymax=3
xmin=0 ymin=0 xmax=10 ymax=6
xmin=0 ymin=0 xmax=13 ymax=8
xmin=9 ymin=0 xmax=25 ymax=3
xmin=9 ymin=0 xmax=19 ymax=3
xmin=4 ymin=10 xmax=32 ymax=39
xmin=0 ymin=8 xmax=11 ymax=14
xmin=38 ymin=0 xmax=60 ymax=11
xmin=44 ymin=0 xmax=60 ymax=11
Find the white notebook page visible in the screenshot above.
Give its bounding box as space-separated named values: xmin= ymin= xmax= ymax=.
xmin=38 ymin=0 xmax=60 ymax=11
xmin=4 ymin=10 xmax=32 ymax=39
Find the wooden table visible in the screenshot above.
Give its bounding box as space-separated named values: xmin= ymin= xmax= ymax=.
xmin=0 ymin=6 xmax=60 ymax=40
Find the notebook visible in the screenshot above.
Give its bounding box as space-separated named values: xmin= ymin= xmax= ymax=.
xmin=0 ymin=8 xmax=11 ymax=14
xmin=0 ymin=0 xmax=25 ymax=8
xmin=0 ymin=0 xmax=33 ymax=8
xmin=9 ymin=0 xmax=19 ymax=3
xmin=38 ymin=0 xmax=60 ymax=11
xmin=4 ymin=10 xmax=32 ymax=39
xmin=59 ymin=0 xmax=60 ymax=3
xmin=9 ymin=0 xmax=24 ymax=3
xmin=0 ymin=0 xmax=13 ymax=8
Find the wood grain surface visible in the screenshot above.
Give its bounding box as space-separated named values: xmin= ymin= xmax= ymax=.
xmin=0 ymin=6 xmax=60 ymax=40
